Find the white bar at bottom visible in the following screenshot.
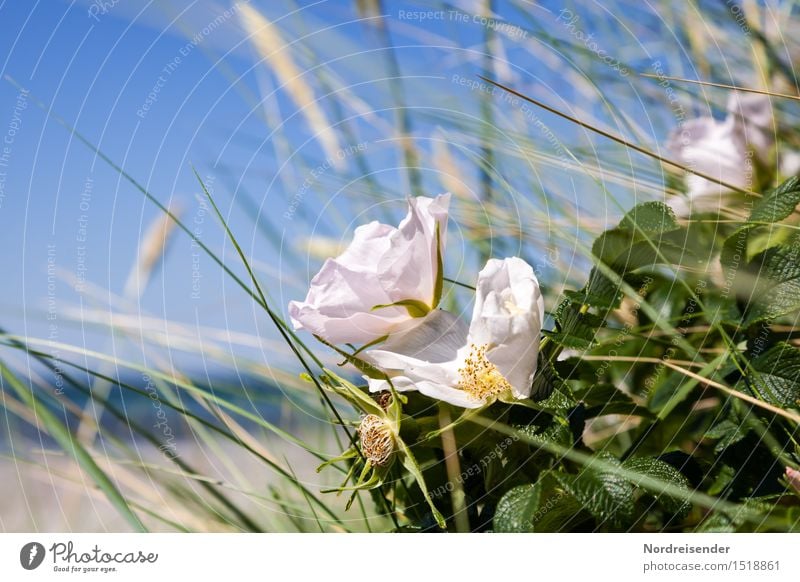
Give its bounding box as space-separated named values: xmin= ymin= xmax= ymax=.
xmin=0 ymin=533 xmax=797 ymax=581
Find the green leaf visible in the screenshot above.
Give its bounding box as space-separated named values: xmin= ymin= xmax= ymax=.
xmin=749 ymin=176 xmax=800 ymax=224
xmin=622 ymin=457 xmax=692 ymax=518
xmin=741 ymin=240 xmax=800 ymax=326
xmin=566 ymin=202 xmax=687 ymax=311
xmin=574 ymin=383 xmax=655 ymax=419
xmin=530 ymin=354 xmax=568 ymax=402
xmin=722 ymin=176 xmax=800 ymax=269
xmin=592 ymin=202 xmax=680 ymax=269
xmin=513 ymin=420 xmax=573 ymax=449
xmin=502 ymin=457 xmax=692 ymax=531
xmin=619 ymin=201 xmax=680 ymax=232
xmin=552 ymin=467 xmax=636 ymax=529
xmin=705 ymin=405 xmax=750 ymax=454
xmin=548 ymin=301 xmax=604 ymax=349
xmin=747 ymin=342 xmax=800 ymax=407
xmin=564 ymin=268 xmax=624 ymax=310
xmin=493 ymin=475 xmax=585 ymax=532
xmin=493 ymin=483 xmax=541 ymax=532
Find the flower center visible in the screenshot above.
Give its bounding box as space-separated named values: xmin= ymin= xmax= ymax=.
xmin=358 ymin=414 xmax=394 ymax=466
xmin=504 ymin=297 xmax=525 ymax=316
xmin=457 ymin=344 xmax=511 ymax=402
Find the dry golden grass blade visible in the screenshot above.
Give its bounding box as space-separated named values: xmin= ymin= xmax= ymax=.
xmin=239 ymin=4 xmax=342 ymax=167
xmin=580 ymin=355 xmax=706 ymax=369
xmin=661 ymin=361 xmax=800 ymax=424
xmin=581 ymin=355 xmax=800 ymax=424
xmin=431 ymin=132 xmax=471 ymax=201
xmin=478 ymin=76 xmax=761 ymax=197
xmin=639 ymin=73 xmax=800 ymax=101
xmin=123 ymin=205 xmax=182 ymax=298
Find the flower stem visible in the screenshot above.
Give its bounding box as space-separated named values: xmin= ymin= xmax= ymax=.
xmin=439 ymin=406 xmax=470 ymax=533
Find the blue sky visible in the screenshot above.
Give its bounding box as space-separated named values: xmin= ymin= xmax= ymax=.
xmin=0 ymin=0 xmax=758 ymax=372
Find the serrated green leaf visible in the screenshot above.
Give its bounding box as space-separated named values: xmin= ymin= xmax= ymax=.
xmin=705 ymin=412 xmax=750 ymax=454
xmin=513 ymin=420 xmax=573 ymax=449
xmin=622 ymin=457 xmax=692 ymax=518
xmin=530 ymin=354 xmax=569 ymax=402
xmin=493 ymin=474 xmax=586 ymax=532
xmin=594 ymin=235 xmax=689 ymax=273
xmin=552 ymin=468 xmax=636 ymax=529
xmin=548 ymin=302 xmax=604 ymax=349
xmin=592 ymin=202 xmax=680 ymax=268
xmin=741 ymin=240 xmax=800 ymax=326
xmin=568 ymin=203 xmax=687 ymax=311
xmin=575 ymin=383 xmax=655 ymax=419
xmin=749 ymin=176 xmax=800 ymax=223
xmin=565 ymin=268 xmax=624 ymax=310
xmin=722 ymin=176 xmax=800 ymax=270
xmin=620 ymin=201 xmax=680 ymax=232
xmin=748 ymin=342 xmax=800 ymax=407
xmin=493 ymin=483 xmax=541 ymax=532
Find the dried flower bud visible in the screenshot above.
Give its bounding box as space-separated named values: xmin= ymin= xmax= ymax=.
xmin=358 ymin=414 xmax=394 ymax=467
xmin=373 ymin=391 xmax=393 ymax=411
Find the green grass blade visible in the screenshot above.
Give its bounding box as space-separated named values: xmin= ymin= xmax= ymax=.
xmin=0 ymin=361 xmax=147 ymax=532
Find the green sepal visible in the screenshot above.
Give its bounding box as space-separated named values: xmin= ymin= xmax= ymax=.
xmin=313 ymin=335 xmax=389 ymax=380
xmin=396 ymin=438 xmax=446 ymax=528
xmin=432 ymin=222 xmax=444 ymax=308
xmin=371 ymin=299 xmax=431 ymax=318
xmin=319 ymin=368 xmax=384 ymax=416
xmin=316 ymin=448 xmax=359 ymax=473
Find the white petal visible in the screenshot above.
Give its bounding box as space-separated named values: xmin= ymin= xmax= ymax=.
xmin=727 ymin=92 xmax=774 ymax=158
xmin=666 ymin=115 xmax=749 ymax=205
xmin=366 ymin=376 xmax=481 ymax=408
xmin=781 ymin=151 xmax=800 ymax=177
xmin=414 ymin=380 xmax=484 ymax=408
xmin=665 ymin=92 xmax=781 ymax=212
xmin=362 ymin=346 xmax=460 ymax=388
xmin=378 ymin=193 xmax=450 ymax=306
xmin=366 ymin=376 xmax=415 ymax=393
xmin=289 ymin=195 xmax=450 ymax=344
xmin=467 ymin=257 xmax=544 ymax=399
xmin=369 ymin=309 xmax=468 ymax=363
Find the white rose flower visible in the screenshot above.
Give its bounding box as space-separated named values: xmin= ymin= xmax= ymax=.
xmin=361 ymin=257 xmax=544 ymax=409
xmin=288 ymin=194 xmax=450 ymax=345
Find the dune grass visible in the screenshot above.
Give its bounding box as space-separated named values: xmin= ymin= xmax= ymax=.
xmin=2 ymin=0 xmax=800 ymax=532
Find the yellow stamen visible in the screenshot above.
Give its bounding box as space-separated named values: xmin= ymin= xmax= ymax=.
xmin=457 ymin=344 xmax=511 ymax=402
xmin=358 ymin=414 xmax=394 ymax=466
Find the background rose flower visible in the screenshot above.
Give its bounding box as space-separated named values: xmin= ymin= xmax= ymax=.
xmin=288 ymin=194 xmax=450 ymax=344
xmin=666 ymin=92 xmax=776 ymax=215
